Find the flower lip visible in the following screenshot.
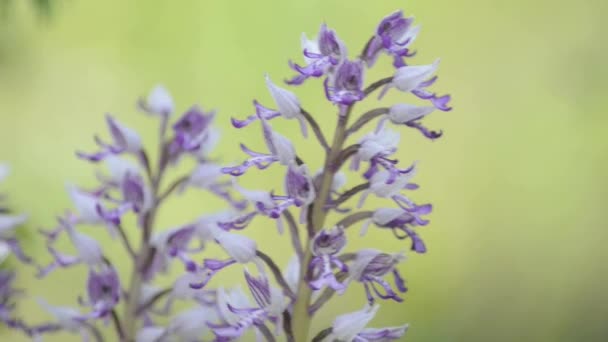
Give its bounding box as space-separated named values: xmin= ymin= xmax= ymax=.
xmin=285 ymin=163 xmax=315 ymax=206
xmin=312 ymin=226 xmax=346 ymax=256
xmin=171 ymin=106 xmax=216 ymax=152
xmin=325 ymin=60 xmax=365 ymax=105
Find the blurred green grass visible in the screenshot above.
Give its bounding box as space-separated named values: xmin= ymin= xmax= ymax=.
xmin=1 ymin=0 xmax=607 ymax=341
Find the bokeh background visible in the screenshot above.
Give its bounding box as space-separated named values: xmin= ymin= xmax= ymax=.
xmin=1 ymin=0 xmax=607 ymax=341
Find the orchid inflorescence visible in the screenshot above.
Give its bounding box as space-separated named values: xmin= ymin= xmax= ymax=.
xmin=0 ymin=9 xmax=451 ymax=342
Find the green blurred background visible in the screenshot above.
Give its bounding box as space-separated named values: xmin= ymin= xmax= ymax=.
xmin=1 ymin=0 xmax=607 ymax=341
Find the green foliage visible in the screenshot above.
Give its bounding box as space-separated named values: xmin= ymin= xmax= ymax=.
xmin=1 ymin=0 xmax=53 ymax=18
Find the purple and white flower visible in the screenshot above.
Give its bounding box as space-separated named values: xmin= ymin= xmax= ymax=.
xmin=80 ymin=264 xmax=121 ymax=319
xmin=8 ymin=9 xmax=451 ymax=341
xmin=232 ymin=75 xmax=307 ymax=137
xmin=150 ymin=224 xmax=200 ymax=274
xmin=139 ymin=84 xmax=175 ymax=116
xmin=287 ymin=23 xmax=346 ymax=85
xmin=351 ymin=128 xmax=417 ymax=183
xmin=170 ymin=106 xmax=216 ymax=158
xmin=77 ymin=114 xmax=143 ymax=162
xmin=184 ymin=163 xmax=246 ymax=209
xmin=329 ymin=304 xmax=409 ymax=341
xmin=346 ymin=249 xmax=408 ymax=303
xmin=309 ymin=226 xmax=348 ymax=293
xmin=189 ymin=229 xmax=258 ymax=290
xmin=325 ymin=60 xmax=365 ymax=106
xmin=223 ymin=111 xmax=296 ymax=176
xmin=209 ymin=271 xmax=287 ymax=340
xmin=364 ymin=10 xmax=419 ymax=68
xmin=380 ymin=59 xmax=452 ymax=111
xmin=360 ymin=207 xmax=431 ymax=253
xmin=358 ymin=169 xmax=420 ymax=209
xmin=38 ymin=221 xmax=105 ymax=277
xmin=382 ymin=103 xmax=442 ymax=139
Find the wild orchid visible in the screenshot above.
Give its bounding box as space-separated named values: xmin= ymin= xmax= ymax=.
xmin=199 ymin=9 xmax=451 ymax=341
xmin=1 ymin=8 xmax=451 ymax=342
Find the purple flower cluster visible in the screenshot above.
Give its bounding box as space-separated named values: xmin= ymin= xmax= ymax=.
xmin=0 ymin=86 xmax=251 ymax=341
xmin=207 ymin=9 xmax=450 ymax=341
xmin=1 ymin=8 xmax=451 ymax=342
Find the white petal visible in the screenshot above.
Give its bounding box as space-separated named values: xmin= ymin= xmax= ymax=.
xmin=331 ymin=172 xmax=347 ymax=192
xmin=104 ymin=156 xmax=139 ymax=183
xmin=283 ymin=255 xmax=300 ymax=293
xmin=389 ymin=104 xmax=435 ymax=124
xmin=271 ymin=131 xmax=296 ymax=165
xmin=217 ymin=287 xmax=251 ymax=326
xmin=0 ymin=241 xmax=10 ymax=264
xmin=37 ymin=299 xmax=82 ymax=331
xmin=146 ymin=84 xmax=174 ymax=115
xmin=372 ymin=208 xmax=405 ymax=226
xmin=215 ymin=230 xmax=257 ymax=263
xmin=139 ymin=285 xmax=163 ymax=306
xmin=331 ymin=304 xmax=380 ymax=340
xmin=68 ymin=230 xmax=104 ymax=266
xmin=266 ymin=74 xmax=301 ymax=119
xmin=67 ymin=186 xmax=101 ymax=224
xmin=369 ymin=169 xmax=416 ymax=198
xmin=358 ymin=129 xmax=400 ymax=161
xmin=267 ymin=285 xmax=288 ymax=316
xmin=393 ymin=59 xmax=440 ymax=93
xmin=0 ymin=214 xmax=27 ymax=236
xmin=301 ymin=32 xmax=320 ymax=65
xmin=233 ymin=180 xmax=275 ymax=207
xmin=136 ymin=326 xmax=165 ymax=342
xmin=197 ymin=126 xmax=221 ymax=157
xmin=169 ymin=307 xmax=216 ymax=340
xmin=112 ymin=119 xmax=142 ymax=153
xmin=171 ymin=272 xmax=202 ymax=300
xmin=195 ymin=211 xmax=231 ymax=241
xmin=188 ymin=163 xmax=223 ymax=188
xmin=399 ymin=24 xmax=421 ymax=46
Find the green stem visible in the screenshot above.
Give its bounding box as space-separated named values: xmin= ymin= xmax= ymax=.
xmin=292 ymin=107 xmax=352 ymax=341
xmin=122 ymin=114 xmax=169 ymax=341
xmin=122 ymin=210 xmax=156 ymax=341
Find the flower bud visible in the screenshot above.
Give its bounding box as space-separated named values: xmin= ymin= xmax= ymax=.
xmin=389 ymin=104 xmax=435 ymax=124
xmin=393 ymin=59 xmax=439 ymax=93
xmin=265 ymin=74 xmax=301 ymax=119
xmin=145 ymin=84 xmax=174 ymax=116
xmin=215 ymin=230 xmax=257 ymax=264
xmin=331 ymin=304 xmax=379 ymax=341
xmin=105 ymin=114 xmax=142 ymax=153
